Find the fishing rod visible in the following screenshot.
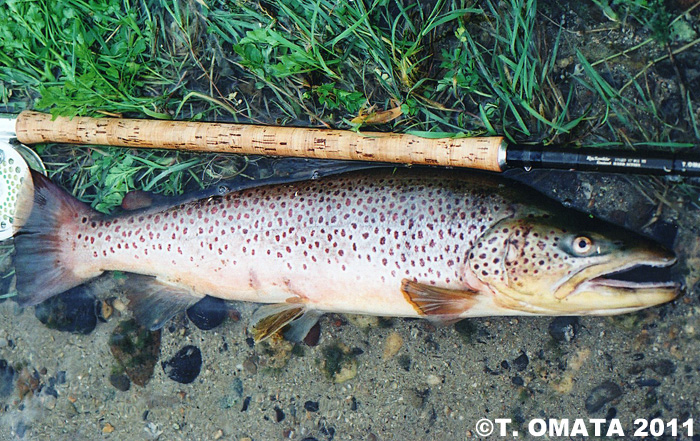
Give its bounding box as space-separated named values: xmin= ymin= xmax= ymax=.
xmin=2 ymin=110 xmax=700 ymax=176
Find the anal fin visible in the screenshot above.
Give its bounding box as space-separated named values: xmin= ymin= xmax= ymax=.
xmin=123 ymin=274 xmax=204 ymax=330
xmin=401 ymin=279 xmax=479 ymax=324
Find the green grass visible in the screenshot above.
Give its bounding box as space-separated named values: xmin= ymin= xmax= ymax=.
xmin=0 ymin=0 xmax=697 ymax=214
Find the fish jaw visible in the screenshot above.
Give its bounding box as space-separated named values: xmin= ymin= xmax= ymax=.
xmin=556 ymin=253 xmax=679 ymax=314
xmin=541 ymin=249 xmax=679 ymax=314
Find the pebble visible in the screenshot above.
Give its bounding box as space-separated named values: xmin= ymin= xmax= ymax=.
xmin=304 ymin=400 xmax=320 ymax=412
xmin=0 ymin=359 xmax=15 ymax=398
xmin=397 ymin=354 xmax=411 ymax=371
xmin=108 ymin=373 xmax=131 ymax=392
xmin=0 ymin=337 xmax=8 ymax=348
xmin=213 ymin=429 xmax=224 ymax=440
xmin=102 ymin=423 xmax=115 ymax=434
xmin=548 ymin=317 xmax=578 ymax=343
xmin=383 ymin=332 xmax=403 ymax=360
xmin=16 ymin=367 xmax=39 ymax=399
xmin=109 ymin=319 xmax=161 ymax=387
xmin=513 ymin=352 xmax=529 ymax=371
xmin=635 ymin=378 xmax=661 ymax=387
xmin=585 ymin=381 xmax=622 ymax=413
xmin=303 ymin=322 xmax=321 ymax=346
xmin=112 ymin=299 xmax=128 ymax=313
xmin=651 ymin=359 xmax=676 ymax=376
xmin=187 ymin=296 xmax=228 ymax=330
xmin=274 ymin=406 xmax=285 ymax=422
xmin=243 ymin=356 xmax=258 ymax=375
xmin=99 ymin=300 xmax=113 ymax=321
xmin=41 ymin=394 xmax=56 ymax=410
xmin=454 ymin=320 xmax=478 ymax=343
xmin=426 ymin=374 xmax=443 ymax=386
xmin=345 ymin=314 xmax=380 ymax=330
xmin=34 ymin=287 xmax=98 ymax=334
xmin=162 ymin=345 xmax=202 ymax=384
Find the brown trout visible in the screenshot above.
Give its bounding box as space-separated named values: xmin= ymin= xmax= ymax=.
xmin=13 ymin=169 xmax=678 ymax=340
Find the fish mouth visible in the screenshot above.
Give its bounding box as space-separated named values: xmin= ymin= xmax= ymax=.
xmin=566 ymin=254 xmax=680 ymax=313
xmin=587 ymin=262 xmax=678 ymax=291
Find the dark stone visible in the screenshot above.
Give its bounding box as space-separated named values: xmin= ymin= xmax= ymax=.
xmin=454 ymin=320 xmax=478 ymax=343
xmin=186 ymin=296 xmax=228 ymax=331
xmin=513 ymin=352 xmax=529 ymax=371
xmin=44 ymin=386 xmax=58 ymax=398
xmin=304 ymin=400 xmax=320 ymax=412
xmin=109 ymin=319 xmax=161 ymax=387
xmin=303 ymin=322 xmax=321 ymax=346
xmin=350 ymin=396 xmax=357 ymax=411
xmin=501 ymin=360 xmax=510 ymax=370
xmin=108 ymin=373 xmax=131 ymax=392
xmin=397 ymin=354 xmax=411 ymax=371
xmin=484 ymin=365 xmax=501 ymax=375
xmin=635 ymin=378 xmax=661 ymax=387
xmin=512 ymin=376 xmax=524 ymax=386
xmin=56 ymin=371 xmax=66 ymax=384
xmin=632 ymin=353 xmax=645 ymax=361
xmin=651 ymin=359 xmax=676 ymax=376
xmin=241 ymin=396 xmax=251 ymax=412
xmin=162 ymin=345 xmax=202 ymax=384
xmin=548 ymin=317 xmax=578 ymax=343
xmin=320 ymin=424 xmax=335 ymax=440
xmin=377 ymin=317 xmax=393 ymax=328
xmin=302 ymin=438 xmax=319 ymax=441
xmin=274 ymin=406 xmax=285 ymax=422
xmin=351 ymin=347 xmax=364 ymax=356
xmin=585 ymin=381 xmax=623 ymax=413
xmin=605 ymin=407 xmax=617 ymax=420
xmin=0 ymin=359 xmax=15 ymax=398
xmin=34 ymin=287 xmax=98 ymax=334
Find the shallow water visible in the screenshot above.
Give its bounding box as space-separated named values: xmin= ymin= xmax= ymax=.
xmin=0 ymin=165 xmax=698 ymax=441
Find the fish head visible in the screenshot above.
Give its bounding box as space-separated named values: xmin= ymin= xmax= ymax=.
xmin=466 ymin=215 xmax=679 ymax=315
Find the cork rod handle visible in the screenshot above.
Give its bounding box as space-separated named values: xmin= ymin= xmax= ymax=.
xmin=15 ymin=111 xmax=506 ymax=172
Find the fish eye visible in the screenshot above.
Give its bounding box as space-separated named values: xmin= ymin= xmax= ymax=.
xmin=572 ymin=236 xmax=593 ymax=255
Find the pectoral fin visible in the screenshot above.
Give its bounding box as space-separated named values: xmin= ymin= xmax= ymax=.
xmin=401 ymin=279 xmax=479 ymax=324
xmin=123 ymin=274 xmax=204 ymax=330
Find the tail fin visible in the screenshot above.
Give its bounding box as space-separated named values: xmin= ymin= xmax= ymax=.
xmin=13 ymin=170 xmax=98 ymax=306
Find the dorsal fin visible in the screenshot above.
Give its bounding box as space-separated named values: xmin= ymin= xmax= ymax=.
xmin=401 ymin=279 xmax=480 ymax=324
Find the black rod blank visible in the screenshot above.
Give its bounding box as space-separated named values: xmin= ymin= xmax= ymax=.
xmin=506 ymin=145 xmax=700 ymax=176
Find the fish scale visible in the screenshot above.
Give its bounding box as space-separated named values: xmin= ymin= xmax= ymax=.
xmin=13 ymin=169 xmax=679 ymax=339
xmin=68 ymin=172 xmax=514 ymax=317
